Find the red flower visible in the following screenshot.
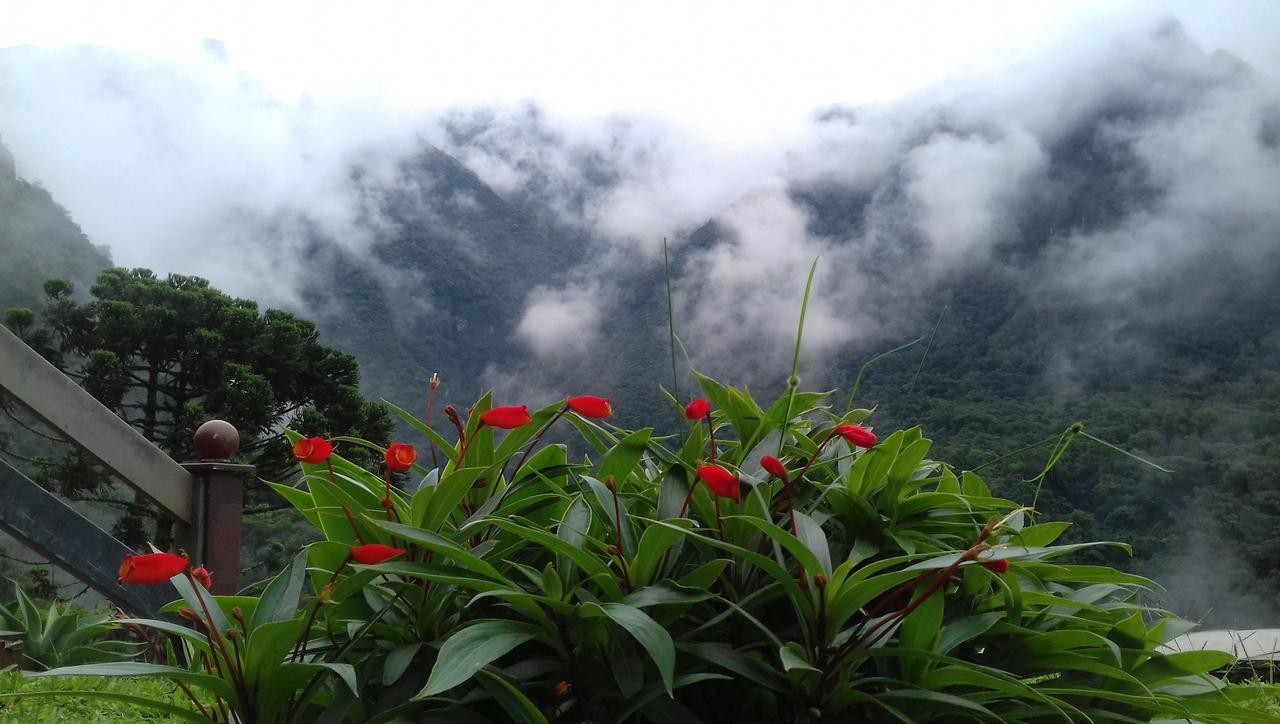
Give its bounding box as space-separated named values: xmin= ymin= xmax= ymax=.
xmin=350 ymin=544 xmax=406 ymax=565
xmin=697 ymin=465 xmax=741 ymax=502
xmin=384 ymin=443 xmax=417 ymax=472
xmin=292 ymin=437 xmax=333 ymax=464
xmin=190 ymin=566 xmax=213 ymax=590
xmin=834 ymin=424 xmax=877 ymax=448
xmin=981 ymin=558 xmax=1010 ymax=574
xmin=684 ymin=399 xmax=711 ymax=420
xmin=481 ymin=405 xmax=533 ymax=429
xmin=567 ymin=396 xmax=612 ymax=419
xmin=760 ymin=455 xmax=789 ymax=482
xmin=118 ymin=553 xmax=189 ymax=585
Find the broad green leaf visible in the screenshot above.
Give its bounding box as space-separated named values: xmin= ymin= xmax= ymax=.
xmin=597 ymin=429 xmax=653 ymax=484
xmin=582 ymin=475 xmax=639 ymax=556
xmin=898 ymin=584 xmax=943 ymax=682
xmin=556 ymin=495 xmax=593 ymax=588
xmin=936 ymin=612 xmax=1002 ymax=656
xmin=630 ymin=519 xmax=691 ymax=587
xmin=792 ymin=511 xmax=833 ymax=577
xmin=586 ymin=602 xmax=675 ymax=695
xmin=417 ymin=620 xmax=540 ymax=699
xmin=779 ymin=642 xmax=820 ymax=673
xmin=383 ymin=643 xmax=421 ymax=686
xmin=251 ymin=547 xmax=308 ymax=630
xmin=476 ymin=669 xmax=551 ymax=724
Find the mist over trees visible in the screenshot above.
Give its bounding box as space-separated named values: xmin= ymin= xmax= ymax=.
xmin=1 ymin=19 xmax=1278 ymax=624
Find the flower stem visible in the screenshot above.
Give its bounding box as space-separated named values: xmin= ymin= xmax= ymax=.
xmin=704 ymin=414 xmax=717 ymax=464
xmin=426 ymin=373 xmax=440 ymax=469
xmin=329 ymin=460 xmax=365 ymax=544
xmin=505 ymin=406 xmax=566 ymax=484
xmin=779 ymin=258 xmax=818 ymax=456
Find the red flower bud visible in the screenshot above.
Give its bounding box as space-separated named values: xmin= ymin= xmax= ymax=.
xmin=350 ymin=544 xmax=407 ymax=565
xmin=190 ymin=566 xmax=213 ymax=590
xmin=384 ymin=443 xmax=417 ymax=472
xmin=981 ymin=558 xmax=1010 ymax=574
xmin=567 ymin=395 xmax=612 ymax=419
xmin=292 ymin=437 xmax=333 ymax=464
xmin=684 ymin=399 xmax=711 ymax=420
xmin=697 ymin=464 xmax=741 ymax=502
xmin=118 ymin=552 xmax=189 ymax=585
xmin=834 ymin=424 xmax=877 ymax=448
xmin=760 ymin=455 xmax=789 ymax=482
xmin=480 ymin=405 xmax=533 ymax=429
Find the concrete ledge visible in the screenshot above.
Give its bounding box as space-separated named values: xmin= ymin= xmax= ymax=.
xmin=0 ymin=325 xmax=193 ymax=521
xmin=1163 ymin=630 xmax=1280 ymax=661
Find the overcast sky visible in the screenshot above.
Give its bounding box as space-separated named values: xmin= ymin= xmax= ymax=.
xmin=2 ymin=0 xmax=1278 ymax=379
xmin=4 ymin=0 xmax=1277 ymax=148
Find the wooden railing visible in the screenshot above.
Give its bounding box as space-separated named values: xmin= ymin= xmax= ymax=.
xmin=0 ymin=325 xmax=251 ymax=614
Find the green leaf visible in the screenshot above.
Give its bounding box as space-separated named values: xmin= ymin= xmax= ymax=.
xmin=679 ymin=642 xmax=787 ymax=692
xmin=792 ymin=511 xmax=833 ymax=577
xmin=586 ymin=602 xmax=675 ymax=696
xmin=383 ymin=643 xmax=421 ymax=686
xmin=422 ymin=466 xmax=488 ymax=532
xmin=485 ymin=517 xmax=623 ymax=600
xmin=630 ymin=519 xmax=691 ymax=587
xmin=556 ymin=495 xmax=593 ymax=588
xmin=582 ymin=475 xmax=639 ymax=556
xmin=417 ymin=620 xmax=540 ymax=699
xmin=898 ymin=584 xmax=943 ymax=682
xmin=476 ymin=669 xmax=551 ymax=724
xmin=251 ymin=547 xmax=308 ymax=630
xmin=1014 ymin=522 xmax=1072 ymax=547
xmin=779 ymin=642 xmax=820 ymax=673
xmin=936 ymin=613 xmax=1002 ymax=656
xmin=597 ymin=429 xmax=653 ymax=484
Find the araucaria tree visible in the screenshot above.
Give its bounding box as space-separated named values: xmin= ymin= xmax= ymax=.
xmin=4 ymin=267 xmax=392 ymax=546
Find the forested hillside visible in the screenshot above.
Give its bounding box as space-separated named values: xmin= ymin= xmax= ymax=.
xmin=2 ymin=22 xmax=1276 ymax=626
xmin=0 ymin=140 xmax=111 ymax=309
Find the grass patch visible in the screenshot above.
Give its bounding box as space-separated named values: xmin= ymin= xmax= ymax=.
xmin=0 ymin=670 xmax=198 ymax=723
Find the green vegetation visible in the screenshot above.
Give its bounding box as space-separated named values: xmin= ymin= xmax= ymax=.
xmin=0 ymin=581 xmax=140 ymax=670
xmin=0 ymin=672 xmax=197 ymax=723
xmin=16 ymin=374 xmax=1278 ymax=721
xmin=3 ymin=268 xmax=392 ymax=568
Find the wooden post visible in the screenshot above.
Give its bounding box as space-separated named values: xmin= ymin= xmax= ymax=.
xmin=182 ymin=420 xmax=254 ymax=595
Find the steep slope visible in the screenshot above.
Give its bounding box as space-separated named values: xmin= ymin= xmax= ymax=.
xmin=0 ymin=136 xmax=112 ymax=310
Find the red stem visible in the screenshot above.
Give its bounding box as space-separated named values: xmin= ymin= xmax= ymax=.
xmin=505 ymin=406 xmax=566 ymax=485
xmin=187 ymin=571 xmax=248 ymax=706
xmin=678 ymin=478 xmax=699 ymax=519
xmin=704 ymin=414 xmax=717 ymax=463
xmin=329 ymin=460 xmax=366 ymax=544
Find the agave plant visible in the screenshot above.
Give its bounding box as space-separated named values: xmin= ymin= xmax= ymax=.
xmin=0 ymin=580 xmax=140 ymax=670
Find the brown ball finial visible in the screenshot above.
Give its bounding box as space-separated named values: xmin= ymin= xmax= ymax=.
xmin=193 ymin=420 xmax=240 ymax=461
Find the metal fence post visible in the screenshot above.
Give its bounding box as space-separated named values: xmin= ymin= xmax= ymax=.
xmin=182 ymin=420 xmax=254 ymax=595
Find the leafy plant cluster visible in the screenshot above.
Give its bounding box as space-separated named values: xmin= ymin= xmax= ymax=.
xmin=9 ymin=374 xmax=1276 ymax=722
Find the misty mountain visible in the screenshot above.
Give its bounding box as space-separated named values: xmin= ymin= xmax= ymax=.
xmin=2 ymin=20 xmax=1279 ymax=624
xmin=0 ymin=139 xmax=111 ymax=311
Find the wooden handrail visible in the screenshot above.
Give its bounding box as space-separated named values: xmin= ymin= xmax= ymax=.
xmin=0 ymin=325 xmax=194 ymax=522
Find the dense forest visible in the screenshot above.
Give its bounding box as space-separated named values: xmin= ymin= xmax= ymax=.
xmin=2 ymin=23 xmax=1277 ymax=626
